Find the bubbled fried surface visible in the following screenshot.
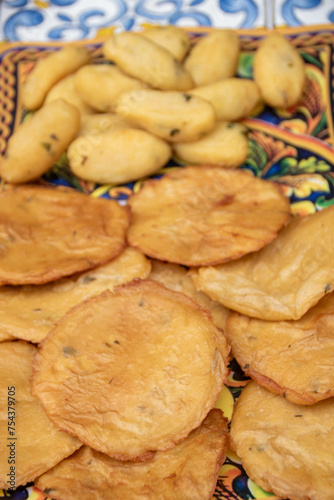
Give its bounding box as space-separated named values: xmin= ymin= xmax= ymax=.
xmin=127 ymin=166 xmax=290 ymax=267
xmin=230 ymin=382 xmax=334 ymax=500
xmin=226 ymin=291 xmax=334 ymax=404
xmin=0 ymin=341 xmax=81 ymax=489
xmin=192 ymin=206 xmax=334 ymax=320
xmin=36 ymin=409 xmax=228 ymax=500
xmin=32 ymin=279 xmax=229 ymax=461
xmin=0 ymin=248 xmax=151 ymax=344
xmin=0 ymin=186 xmax=129 ymax=285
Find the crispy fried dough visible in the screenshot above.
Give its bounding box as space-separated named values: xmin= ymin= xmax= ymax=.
xmin=0 ymin=186 xmax=129 ymax=285
xmin=149 ymin=260 xmax=229 ymax=331
xmin=192 ymin=207 xmax=334 ymax=320
xmin=0 ymin=332 xmax=14 ymax=342
xmin=0 ymin=342 xmax=81 ymax=489
xmin=0 ymin=248 xmax=150 ymax=344
xmin=36 ymin=409 xmax=228 ymax=500
xmin=127 ymin=166 xmax=290 ymax=266
xmin=230 ymin=382 xmax=334 ymax=500
xmin=226 ymin=292 xmax=334 ymax=404
xmin=32 ymin=279 xmax=229 ymax=461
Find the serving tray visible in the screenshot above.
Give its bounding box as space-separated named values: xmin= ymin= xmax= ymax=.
xmin=0 ymin=24 xmax=333 ymax=500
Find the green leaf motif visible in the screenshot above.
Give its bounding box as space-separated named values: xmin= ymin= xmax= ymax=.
xmin=244 ymin=140 xmax=267 ymax=175
xmin=237 ymin=53 xmax=254 ymax=79
xmin=279 ymin=156 xmax=330 ymax=175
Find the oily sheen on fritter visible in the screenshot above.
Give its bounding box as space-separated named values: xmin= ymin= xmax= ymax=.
xmin=230 ymin=382 xmax=334 ymax=500
xmin=0 ymin=342 xmax=81 ymax=490
xmin=192 ymin=206 xmax=334 ymax=320
xmin=32 ymin=279 xmax=229 ymax=461
xmin=127 ymin=166 xmax=290 ymax=266
xmin=36 ymin=410 xmax=228 ymax=500
xmin=0 ymin=248 xmax=151 ymax=343
xmin=226 ymin=292 xmax=334 ymax=405
xmin=0 ymin=186 xmax=129 ymax=285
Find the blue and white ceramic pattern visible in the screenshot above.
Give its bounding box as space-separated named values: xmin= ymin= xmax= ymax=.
xmin=275 ymin=0 xmax=334 ymax=27
xmin=1 ymin=0 xmax=266 ymax=42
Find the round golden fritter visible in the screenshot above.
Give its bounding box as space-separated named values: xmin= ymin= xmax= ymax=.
xmin=127 ymin=166 xmax=290 ymax=266
xmin=32 ymin=279 xmax=229 ymax=461
xmin=0 ymin=341 xmax=81 ymax=490
xmin=149 ymin=260 xmax=229 ymax=331
xmin=192 ymin=207 xmax=334 ymax=320
xmin=226 ymin=292 xmax=334 ymax=404
xmin=0 ymin=247 xmax=151 ymax=344
xmin=36 ymin=409 xmax=228 ymax=500
xmin=230 ymin=381 xmax=334 ymax=500
xmin=0 ymin=186 xmax=129 ymax=285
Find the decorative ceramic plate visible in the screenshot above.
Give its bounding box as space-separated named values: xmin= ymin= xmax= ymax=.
xmin=0 ymin=24 xmax=333 ymax=500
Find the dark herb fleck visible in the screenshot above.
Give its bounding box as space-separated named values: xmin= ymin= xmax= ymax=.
xmin=109 ymin=378 xmax=113 ymax=384
xmin=33 ymin=308 xmax=42 ymax=312
xmin=183 ymin=93 xmax=192 ymax=101
xmin=295 ymin=415 xmax=303 ymax=417
xmin=104 ymin=342 xmax=111 ymax=348
xmin=62 ymin=346 xmax=77 ymax=357
xmin=226 ymin=123 xmax=235 ymax=129
xmin=288 ymin=62 xmax=294 ymax=68
xmin=41 ymin=141 xmax=52 ymax=152
xmin=81 ymin=155 xmax=88 ymax=165
xmin=114 ymin=340 xmax=120 ymax=345
xmin=50 ymin=133 xmax=59 ymax=141
xmin=325 ymin=283 xmax=331 ymax=293
xmin=170 ymin=128 xmax=180 ymax=137
xmin=82 ymin=275 xmax=96 ymax=284
xmin=243 ymin=364 xmax=249 ymax=370
xmin=139 ymin=299 xmax=145 ymax=307
xmin=44 ymin=489 xmax=56 ymax=495
xmin=283 ymin=391 xmax=286 ymax=398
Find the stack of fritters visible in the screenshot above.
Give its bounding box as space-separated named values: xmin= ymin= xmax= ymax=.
xmin=0 ymin=184 xmax=230 ymax=500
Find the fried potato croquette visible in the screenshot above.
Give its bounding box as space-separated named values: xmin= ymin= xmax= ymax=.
xmin=230 ymin=382 xmax=334 ymax=500
xmin=68 ymin=127 xmax=171 ymax=184
xmin=32 ymin=279 xmax=229 ymax=461
xmin=0 ymin=248 xmax=150 ymax=344
xmin=127 ymin=166 xmax=290 ymax=266
xmin=44 ymin=74 xmax=94 ymax=116
xmin=0 ymin=342 xmax=81 ymax=490
xmin=173 ymin=122 xmax=249 ymax=167
xmin=77 ymin=113 xmax=129 ymax=136
xmin=253 ymin=32 xmax=305 ymax=108
xmin=74 ymin=64 xmax=146 ymax=113
xmin=22 ymin=45 xmax=90 ymax=110
xmin=36 ymin=410 xmax=228 ymax=500
xmin=141 ymin=25 xmax=191 ymax=61
xmin=226 ymin=292 xmax=334 ymax=404
xmin=189 ymin=78 xmax=261 ymax=121
xmin=184 ymin=30 xmax=240 ymax=86
xmin=149 ymin=260 xmax=229 ymax=331
xmin=104 ymin=32 xmax=193 ymax=91
xmin=0 ymin=186 xmax=129 ymax=285
xmin=115 ymin=89 xmax=216 ymax=142
xmin=0 ymin=99 xmax=80 ymax=183
xmin=191 ymin=207 xmax=334 ymax=320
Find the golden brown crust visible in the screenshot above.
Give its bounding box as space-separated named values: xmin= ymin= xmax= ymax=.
xmin=230 ymin=382 xmax=334 ymax=500
xmin=36 ymin=410 xmax=228 ymax=500
xmin=226 ymin=293 xmax=334 ymax=405
xmin=127 ymin=166 xmax=290 ymax=267
xmin=149 ymin=260 xmax=229 ymax=331
xmin=192 ymin=207 xmax=334 ymax=320
xmin=0 ymin=341 xmax=82 ymax=489
xmin=32 ymin=279 xmax=229 ymax=461
xmin=0 ymin=185 xmax=129 ymax=285
xmin=0 ymin=247 xmax=151 ymax=343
